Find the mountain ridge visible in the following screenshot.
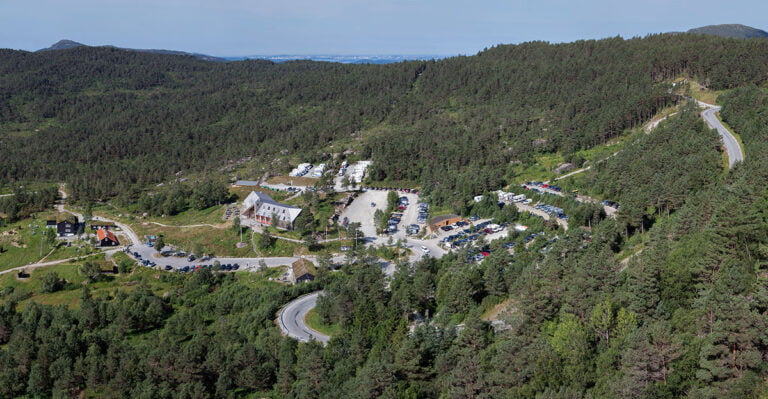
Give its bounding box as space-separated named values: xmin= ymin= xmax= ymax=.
xmin=37 ymin=39 xmax=227 ymax=62
xmin=684 ymin=23 xmax=768 ymax=39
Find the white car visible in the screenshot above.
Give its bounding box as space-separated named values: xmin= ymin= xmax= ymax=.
xmin=421 ymin=245 xmax=430 ymax=253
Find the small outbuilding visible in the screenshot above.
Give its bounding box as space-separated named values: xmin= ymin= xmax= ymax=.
xmin=289 ymin=258 xmax=316 ymax=284
xmin=232 ymin=180 xmax=261 ymax=187
xmin=428 ymin=214 xmax=463 ymax=232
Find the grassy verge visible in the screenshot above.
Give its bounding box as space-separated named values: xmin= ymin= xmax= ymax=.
xmin=253 ymin=231 xmax=302 ymax=257
xmin=304 ymin=308 xmax=342 ymax=337
xmin=685 ymin=79 xmax=726 ymax=104
xmin=715 ymin=114 xmax=745 ymax=160
xmin=235 ymin=267 xmax=287 ymax=288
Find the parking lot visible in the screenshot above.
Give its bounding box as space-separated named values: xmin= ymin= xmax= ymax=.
xmin=341 ymin=190 xmax=390 ymax=242
xmin=339 ymin=189 xmax=448 ymax=260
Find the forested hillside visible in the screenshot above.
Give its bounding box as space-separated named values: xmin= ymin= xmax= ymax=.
xmin=5 ymin=94 xmax=768 ymax=396
xmin=585 ymin=104 xmax=723 ymax=231
xmin=5 ymin=33 xmax=768 ymax=398
xmin=2 ymin=34 xmax=768 ymax=204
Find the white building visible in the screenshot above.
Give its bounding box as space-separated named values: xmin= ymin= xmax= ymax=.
xmin=241 ymin=191 xmax=303 ymax=230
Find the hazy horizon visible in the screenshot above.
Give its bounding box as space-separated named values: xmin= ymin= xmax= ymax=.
xmin=1 ymin=0 xmax=767 ymax=56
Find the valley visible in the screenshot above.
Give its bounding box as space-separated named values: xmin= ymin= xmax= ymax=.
xmin=2 ymin=31 xmax=768 ymax=398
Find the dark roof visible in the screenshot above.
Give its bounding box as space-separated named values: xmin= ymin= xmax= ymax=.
xmin=292 ymin=258 xmax=316 ymax=277
xmin=233 ymin=180 xmax=260 ymax=186
xmin=429 ymin=214 xmax=461 ymax=225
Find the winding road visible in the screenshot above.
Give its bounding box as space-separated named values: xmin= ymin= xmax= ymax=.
xmin=553 ymin=101 xmax=744 ymax=183
xmin=698 ymin=101 xmax=744 ymax=168
xmin=277 ymin=291 xmax=330 ymax=344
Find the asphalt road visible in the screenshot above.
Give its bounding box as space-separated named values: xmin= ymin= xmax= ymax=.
xmin=277 ymin=291 xmax=330 ymax=344
xmin=57 ymin=186 xmax=346 ymax=272
xmin=700 ymin=103 xmax=744 ymax=168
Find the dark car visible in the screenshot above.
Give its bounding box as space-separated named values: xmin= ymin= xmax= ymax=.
xmin=165 ymin=265 xmax=173 ymax=271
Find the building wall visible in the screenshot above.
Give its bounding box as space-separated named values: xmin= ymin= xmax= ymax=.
xmin=429 ymin=216 xmax=462 ymax=231
xmin=100 ymin=238 xmax=118 ymax=247
xmin=296 ymin=273 xmax=315 ymax=283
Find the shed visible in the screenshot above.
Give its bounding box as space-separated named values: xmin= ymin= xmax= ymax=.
xmin=428 ymin=214 xmax=463 ymax=232
xmin=290 ymin=258 xmax=316 ymax=284
xmin=232 ymin=180 xmax=261 ymax=187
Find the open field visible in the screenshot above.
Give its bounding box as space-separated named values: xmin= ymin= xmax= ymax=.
xmin=134 ymin=223 xmax=253 ymax=257
xmin=0 ymin=258 xmax=181 ymax=310
xmin=92 ymin=202 xmax=229 ymax=226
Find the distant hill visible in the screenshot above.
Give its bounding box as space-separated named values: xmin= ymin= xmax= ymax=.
xmin=686 ymin=24 xmax=768 ymax=39
xmin=37 ymin=39 xmax=226 ymax=62
xmin=38 ymin=39 xmax=86 ymax=51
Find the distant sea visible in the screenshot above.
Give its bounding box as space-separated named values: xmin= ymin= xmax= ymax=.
xmin=224 ymin=54 xmax=451 ymax=64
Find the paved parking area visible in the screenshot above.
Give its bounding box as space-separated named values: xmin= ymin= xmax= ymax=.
xmin=125 ymin=243 xmax=347 ymax=273
xmin=341 ymin=190 xmax=389 ymax=242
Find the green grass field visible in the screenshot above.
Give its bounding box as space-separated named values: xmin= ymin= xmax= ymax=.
xmin=304 ymin=308 xmax=342 ymax=337
xmin=0 ymin=258 xmax=286 ymax=311
xmin=0 ymin=257 xmax=180 ymax=310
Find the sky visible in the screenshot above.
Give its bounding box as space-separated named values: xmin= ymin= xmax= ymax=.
xmin=0 ymin=0 xmax=766 ymax=56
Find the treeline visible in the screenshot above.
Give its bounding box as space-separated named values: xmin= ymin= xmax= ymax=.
xmin=135 ymin=180 xmax=230 ymax=216
xmin=365 ymin=34 xmax=768 ymax=206
xmin=0 ymin=270 xmax=320 ymax=398
xmin=3 ymin=35 xmax=768 ymax=206
xmin=0 ymin=185 xmax=58 ymax=222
